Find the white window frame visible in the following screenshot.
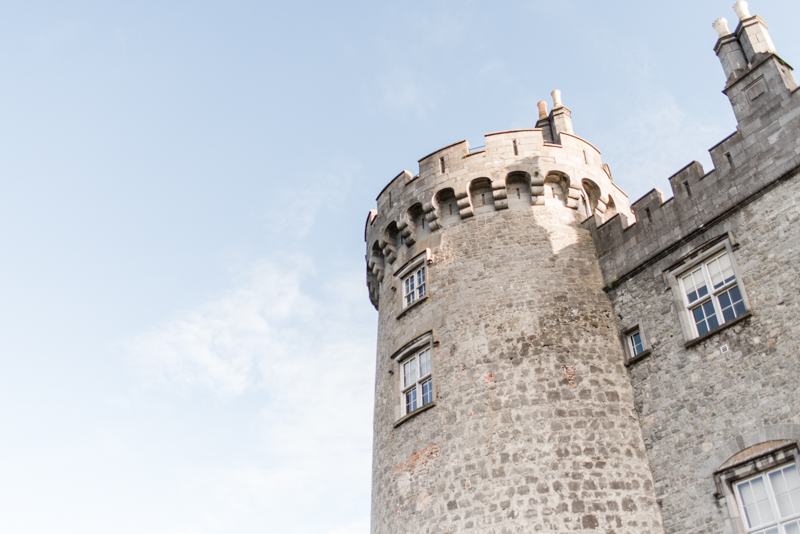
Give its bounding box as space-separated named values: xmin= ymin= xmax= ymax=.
xmin=733 ymin=463 xmax=800 ymax=534
xmin=399 ymin=347 xmax=434 ymax=416
xmin=402 ymin=265 xmax=426 ymax=308
xmin=620 ymin=323 xmax=651 ymax=366
xmin=394 ymin=249 xmax=433 ymax=315
xmin=668 ymin=239 xmax=751 ymax=343
xmin=628 ymin=330 xmax=645 ymax=357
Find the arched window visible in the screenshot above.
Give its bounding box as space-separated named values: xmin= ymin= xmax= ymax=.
xmin=470 ymin=178 xmax=495 ymax=215
xmin=506 ymin=173 xmax=532 ymax=209
xmin=435 ymin=188 xmax=461 ymax=225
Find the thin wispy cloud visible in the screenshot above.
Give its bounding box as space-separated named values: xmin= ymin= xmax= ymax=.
xmin=125 ymin=257 xmax=375 ymax=533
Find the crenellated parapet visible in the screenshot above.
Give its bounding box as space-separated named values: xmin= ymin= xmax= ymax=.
xmin=585 ymin=1 xmax=800 ymax=288
xmin=364 ymin=93 xmax=631 ymax=309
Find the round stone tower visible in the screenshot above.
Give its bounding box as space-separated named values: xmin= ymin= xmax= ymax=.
xmin=364 ymin=93 xmax=665 ymax=534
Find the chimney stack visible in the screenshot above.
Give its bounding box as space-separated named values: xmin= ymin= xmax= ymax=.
xmin=549 ymin=89 xmax=573 ymax=142
xmin=713 ymin=17 xmax=748 ymax=81
xmin=733 ymin=1 xmax=777 ymax=63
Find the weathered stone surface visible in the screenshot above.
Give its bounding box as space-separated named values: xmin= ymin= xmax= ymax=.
xmin=364 ymin=5 xmax=800 ymax=534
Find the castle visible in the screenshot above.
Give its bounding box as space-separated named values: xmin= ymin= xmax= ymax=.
xmin=363 ymin=2 xmax=800 ymax=533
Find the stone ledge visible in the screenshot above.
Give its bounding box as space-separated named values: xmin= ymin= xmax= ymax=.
xmin=625 ymin=349 xmax=653 ymax=367
xmin=392 ymin=402 xmax=436 ymax=429
xmin=396 ymin=295 xmax=428 ymax=320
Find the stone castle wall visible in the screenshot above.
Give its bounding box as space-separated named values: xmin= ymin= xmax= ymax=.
xmin=579 ymin=11 xmax=800 ymax=534
xmin=366 ymin=122 xmax=664 ymax=533
xmin=364 ymin=5 xmax=800 ymax=534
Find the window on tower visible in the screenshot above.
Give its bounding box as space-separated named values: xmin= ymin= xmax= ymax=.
xmin=391 ymin=332 xmax=436 ymax=426
xmin=395 ymin=250 xmax=432 ymax=316
xmin=402 ymin=265 xmax=426 ymax=308
xmin=400 ymin=347 xmax=433 ymax=415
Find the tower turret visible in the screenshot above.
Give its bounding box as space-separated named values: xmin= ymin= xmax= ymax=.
xmin=364 ymin=97 xmax=664 ymax=533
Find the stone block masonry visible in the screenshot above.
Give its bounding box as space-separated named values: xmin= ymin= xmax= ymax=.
xmin=364 ymin=2 xmax=800 ymax=533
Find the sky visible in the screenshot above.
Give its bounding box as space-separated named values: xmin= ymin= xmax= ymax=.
xmin=1 ymin=1 xmax=798 ymax=533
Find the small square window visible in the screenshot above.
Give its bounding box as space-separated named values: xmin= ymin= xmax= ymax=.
xmin=628 ymin=330 xmax=645 ymax=357
xmin=403 ymin=265 xmax=426 ymax=308
xmin=621 ymin=323 xmax=650 ymax=365
xmin=399 ymin=347 xmax=434 ymax=416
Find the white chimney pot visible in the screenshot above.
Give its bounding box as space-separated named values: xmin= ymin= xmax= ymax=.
xmin=551 ymin=89 xmax=563 ymax=108
xmin=713 ymin=18 xmax=731 ymax=38
xmin=538 ymin=101 xmax=548 ymax=119
xmin=733 ymin=1 xmax=751 ymax=21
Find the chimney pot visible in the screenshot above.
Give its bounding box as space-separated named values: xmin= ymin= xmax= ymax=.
xmin=538 ymin=101 xmax=548 ymax=119
xmin=733 ymin=1 xmax=751 ymax=21
xmin=551 ymin=89 xmax=563 ymax=108
xmin=713 ymin=18 xmax=731 ymax=38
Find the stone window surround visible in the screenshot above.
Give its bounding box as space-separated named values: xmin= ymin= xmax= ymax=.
xmin=714 ymin=442 xmax=800 ymax=534
xmin=621 ymin=322 xmax=652 ymax=367
xmin=390 ymin=331 xmax=438 ymax=428
xmin=394 ymin=249 xmax=434 ymax=319
xmin=665 ymin=236 xmax=752 ymax=347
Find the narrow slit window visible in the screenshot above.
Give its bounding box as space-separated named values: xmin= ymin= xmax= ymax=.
xmin=440 ymin=157 xmax=446 ymax=173
xmin=513 ymin=139 xmax=518 ymax=156
xmin=684 ymin=181 xmax=692 ymax=197
xmin=583 ymin=150 xmax=588 ymax=164
xmin=645 ymin=207 xmax=652 ymax=222
xmin=448 ymin=203 xmax=453 ymax=216
xmin=516 ymin=188 xmax=520 ymax=199
xmin=726 ymin=152 xmax=735 ymax=169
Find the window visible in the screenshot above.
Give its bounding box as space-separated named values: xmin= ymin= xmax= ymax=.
xmin=628 ymin=330 xmax=644 ymax=357
xmin=734 ymin=464 xmax=800 ymax=534
xmin=679 ymin=250 xmax=747 ymax=337
xmin=621 ymin=323 xmax=651 ymax=365
xmin=403 ymin=265 xmax=426 ymax=307
xmin=400 ymin=348 xmax=433 ymax=415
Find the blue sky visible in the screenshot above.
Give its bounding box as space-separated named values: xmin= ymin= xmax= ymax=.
xmin=1 ymin=1 xmax=798 ymax=533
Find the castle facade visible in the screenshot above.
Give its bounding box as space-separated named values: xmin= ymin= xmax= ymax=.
xmin=363 ymin=3 xmax=800 ymax=533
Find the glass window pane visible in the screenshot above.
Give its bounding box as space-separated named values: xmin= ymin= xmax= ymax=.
xmin=403 ymin=359 xmax=417 ymax=388
xmin=785 ymin=465 xmax=800 ymax=490
xmin=406 ymin=389 xmax=417 ymax=413
xmin=718 ymin=254 xmax=736 ymax=285
xmin=694 ymin=306 xmax=710 ymax=335
xmin=629 ymin=332 xmax=644 ymax=355
xmin=771 ymin=465 xmax=800 ymax=518
xmin=704 ymin=301 xmax=719 ymax=330
xmin=783 ymin=519 xmax=800 ymax=534
xmin=683 ymin=268 xmax=704 ymax=303
xmin=417 ymin=267 xmax=426 ymax=285
xmin=752 ymin=477 xmax=776 ymax=525
xmin=708 ymin=256 xmax=724 ymax=289
xmin=421 ymin=380 xmax=433 ymax=405
xmin=719 ymin=285 xmax=745 ymax=323
xmin=418 ymin=349 xmax=431 ymax=377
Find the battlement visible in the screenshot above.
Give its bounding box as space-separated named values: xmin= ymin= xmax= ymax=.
xmin=584 ymin=2 xmax=800 ymax=288
xmin=364 ymin=93 xmax=631 ymax=309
